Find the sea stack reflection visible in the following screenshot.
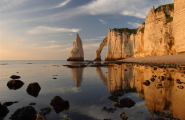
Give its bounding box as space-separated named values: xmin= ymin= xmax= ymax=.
xmin=67 ymin=33 xmax=84 ymax=61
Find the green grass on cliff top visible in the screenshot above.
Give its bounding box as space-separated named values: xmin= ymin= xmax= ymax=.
xmin=113 ymin=28 xmax=139 ymax=34
xmin=155 ymin=3 xmax=174 ymax=12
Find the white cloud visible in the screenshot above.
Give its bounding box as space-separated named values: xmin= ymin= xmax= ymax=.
xmin=51 ymin=0 xmax=71 ymax=9
xmin=69 ymin=34 xmax=73 ymax=36
xmin=99 ymin=19 xmax=107 ymax=25
xmin=21 ymin=0 xmax=174 ymax=22
xmin=27 ymin=26 xmax=81 ymax=35
xmin=127 ymin=22 xmax=142 ymax=28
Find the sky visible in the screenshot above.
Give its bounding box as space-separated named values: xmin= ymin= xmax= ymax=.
xmin=0 ymin=0 xmax=174 ymax=60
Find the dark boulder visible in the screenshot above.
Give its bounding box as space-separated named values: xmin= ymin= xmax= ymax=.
xmin=26 ymin=82 xmax=41 ymax=97
xmin=108 ymin=96 xmax=118 ymax=101
xmin=9 ymin=106 xmax=37 ymax=120
xmin=10 ymin=75 xmax=21 ymax=79
xmin=143 ymin=80 xmax=150 ymax=86
xmin=120 ymin=98 xmax=136 ymax=108
xmin=111 ymin=91 xmax=124 ymax=97
xmin=150 ymin=77 xmax=155 ymax=82
xmin=120 ymin=112 xmax=128 ymax=120
xmin=3 ymin=101 xmax=18 ymax=107
xmin=50 ymin=96 xmax=69 ymax=114
xmin=0 ymin=103 xmax=9 ymax=119
xmin=39 ymin=107 xmax=51 ymax=116
xmin=101 ymin=107 xmax=117 ymax=113
xmin=177 ymin=85 xmax=184 ymax=89
xmin=7 ymin=80 xmax=24 ymax=90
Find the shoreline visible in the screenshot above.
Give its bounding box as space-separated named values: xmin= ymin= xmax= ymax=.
xmin=118 ymin=54 xmax=185 ymax=65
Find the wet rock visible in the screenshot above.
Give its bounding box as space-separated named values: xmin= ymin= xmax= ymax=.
xmin=10 ymin=75 xmax=21 ymax=79
xmin=155 ymin=84 xmax=163 ymax=89
xmin=63 ymin=64 xmax=87 ymax=68
xmin=160 ymin=76 xmax=166 ymax=81
xmin=26 ymin=82 xmax=41 ymax=97
xmin=176 ymin=79 xmax=183 ymax=84
xmin=50 ymin=96 xmax=69 ymax=113
xmin=153 ymin=67 xmax=157 ymax=70
xmin=101 ymin=107 xmax=117 ymax=113
xmin=39 ymin=107 xmax=51 ymax=116
xmin=29 ymin=103 xmax=36 ymax=105
xmin=162 ymin=110 xmax=173 ymax=117
xmin=113 ymin=101 xmax=119 ymax=105
xmin=0 ymin=103 xmax=9 ymax=119
xmin=120 ymin=112 xmax=128 ymax=120
xmin=108 ymin=96 xmax=118 ymax=101
xmin=167 ymin=77 xmax=173 ymax=80
xmin=7 ymin=80 xmax=24 ymax=90
xmin=10 ymin=106 xmax=37 ymax=120
xmin=3 ymin=101 xmax=18 ymax=107
xmin=32 ymin=114 xmax=46 ymax=120
xmin=143 ymin=80 xmax=150 ymax=86
xmin=177 ymin=85 xmax=184 ymax=89
xmin=62 ymin=117 xmax=69 ymax=120
xmin=111 ymin=91 xmax=124 ymax=97
xmin=120 ymin=98 xmax=136 ymax=108
xmin=150 ymin=77 xmax=155 ymax=82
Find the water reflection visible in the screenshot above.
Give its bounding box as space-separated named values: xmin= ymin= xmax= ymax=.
xmin=95 ymin=67 xmax=107 ymax=85
xmin=96 ymin=63 xmax=185 ymax=119
xmin=70 ymin=63 xmax=84 ymax=88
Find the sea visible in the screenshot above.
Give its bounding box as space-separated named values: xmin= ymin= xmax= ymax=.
xmin=0 ymin=60 xmax=185 ymax=120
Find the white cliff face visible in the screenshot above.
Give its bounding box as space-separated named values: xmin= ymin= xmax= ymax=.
xmin=67 ymin=33 xmax=84 ymax=61
xmin=94 ymin=37 xmax=107 ymax=61
xmin=95 ymin=2 xmax=184 ymax=61
xmin=96 ymin=3 xmax=179 ymax=61
xmin=174 ymin=0 xmax=185 ymax=53
xmin=143 ymin=6 xmax=175 ymax=56
xmin=105 ymin=29 xmax=123 ymax=61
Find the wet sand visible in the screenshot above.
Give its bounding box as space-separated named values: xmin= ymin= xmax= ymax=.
xmin=120 ymin=54 xmax=185 ymax=65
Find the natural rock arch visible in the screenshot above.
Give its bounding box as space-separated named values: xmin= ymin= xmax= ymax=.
xmin=94 ymin=37 xmax=107 ymax=61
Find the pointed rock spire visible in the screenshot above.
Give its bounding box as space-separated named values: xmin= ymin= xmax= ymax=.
xmin=67 ymin=33 xmax=84 ymax=61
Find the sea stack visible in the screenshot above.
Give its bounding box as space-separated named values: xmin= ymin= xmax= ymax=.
xmin=67 ymin=33 xmax=84 ymax=61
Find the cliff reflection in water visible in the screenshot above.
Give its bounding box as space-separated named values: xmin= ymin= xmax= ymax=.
xmin=97 ymin=63 xmax=185 ymax=119
xmin=70 ymin=63 xmax=84 ymax=87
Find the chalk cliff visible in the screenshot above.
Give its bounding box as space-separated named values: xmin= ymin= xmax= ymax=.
xmin=67 ymin=33 xmax=84 ymax=61
xmin=94 ymin=37 xmax=107 ymax=61
xmin=174 ymin=0 xmax=185 ymax=53
xmin=95 ymin=1 xmax=184 ymax=61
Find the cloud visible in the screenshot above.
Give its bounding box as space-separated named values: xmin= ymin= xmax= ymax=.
xmin=127 ymin=22 xmax=141 ymax=28
xmin=69 ymin=34 xmax=73 ymax=36
xmin=49 ymin=41 xmax=57 ymax=43
xmin=21 ymin=0 xmax=174 ymax=22
xmin=27 ymin=26 xmax=81 ymax=34
xmin=0 ymin=0 xmax=26 ymax=11
xmin=84 ymin=39 xmax=102 ymax=41
xmin=99 ymin=19 xmax=107 ymax=25
xmin=83 ymin=43 xmax=100 ymax=50
xmin=51 ymin=0 xmax=71 ymax=9
xmin=96 ymin=36 xmax=106 ymax=39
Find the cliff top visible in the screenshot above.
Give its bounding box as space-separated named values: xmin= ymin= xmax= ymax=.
xmin=155 ymin=3 xmax=174 ymax=12
xmin=113 ymin=28 xmax=138 ymax=34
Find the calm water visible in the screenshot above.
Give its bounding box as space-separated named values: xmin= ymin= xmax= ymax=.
xmin=0 ymin=60 xmax=185 ymax=120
